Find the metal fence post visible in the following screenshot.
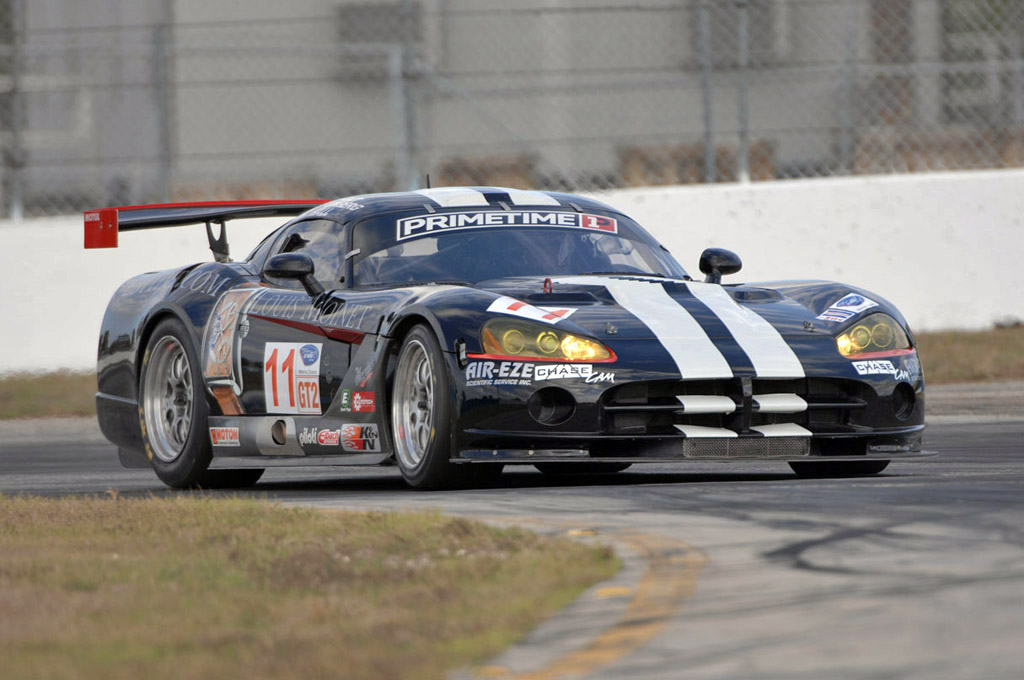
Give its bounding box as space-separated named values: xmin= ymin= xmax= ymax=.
xmin=735 ymin=0 xmax=750 ymax=183
xmin=838 ymin=0 xmax=859 ymax=174
xmin=154 ymin=0 xmax=174 ymax=204
xmin=699 ymin=0 xmax=715 ymax=183
xmin=400 ymin=0 xmax=419 ymax=191
xmin=7 ymin=0 xmax=25 ymax=219
xmin=388 ymin=46 xmax=413 ymax=193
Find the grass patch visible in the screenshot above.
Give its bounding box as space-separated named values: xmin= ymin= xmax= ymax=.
xmin=0 ymin=495 xmax=618 ymax=680
xmin=915 ymin=326 xmax=1024 ymax=384
xmin=2 ymin=326 xmax=1022 ymax=420
xmin=0 ymin=371 xmax=96 ymax=419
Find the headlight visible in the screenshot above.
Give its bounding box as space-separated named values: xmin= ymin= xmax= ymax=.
xmin=480 ymin=318 xmax=614 ymax=362
xmin=836 ymin=313 xmax=911 ymax=357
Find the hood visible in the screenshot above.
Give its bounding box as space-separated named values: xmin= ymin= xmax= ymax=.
xmin=476 ymin=275 xmax=825 ymax=341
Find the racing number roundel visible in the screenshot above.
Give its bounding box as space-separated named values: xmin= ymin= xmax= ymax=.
xmin=263 ymin=342 xmax=322 ymax=414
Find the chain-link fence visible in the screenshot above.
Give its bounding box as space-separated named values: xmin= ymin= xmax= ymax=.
xmin=2 ymin=0 xmax=1023 ymax=217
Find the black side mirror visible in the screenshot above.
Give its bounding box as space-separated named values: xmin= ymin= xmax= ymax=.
xmin=266 ymin=253 xmax=325 ymax=297
xmin=699 ymin=248 xmax=742 ymax=284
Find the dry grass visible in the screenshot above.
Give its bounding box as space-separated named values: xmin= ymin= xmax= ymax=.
xmin=2 ymin=326 xmax=1022 ymax=421
xmin=915 ymin=326 xmax=1024 ymax=384
xmin=0 ymin=495 xmax=618 ymax=680
xmin=0 ymin=371 xmax=96 ymax=419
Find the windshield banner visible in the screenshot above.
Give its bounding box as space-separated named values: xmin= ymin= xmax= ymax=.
xmin=396 ymin=211 xmax=617 ymax=241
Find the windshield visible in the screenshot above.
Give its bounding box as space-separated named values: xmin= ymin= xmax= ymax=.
xmin=354 ymin=227 xmax=688 ymax=286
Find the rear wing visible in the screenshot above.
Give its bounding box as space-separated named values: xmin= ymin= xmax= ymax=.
xmin=84 ymin=200 xmax=327 ymax=262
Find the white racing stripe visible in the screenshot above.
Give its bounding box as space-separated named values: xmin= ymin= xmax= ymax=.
xmin=414 ymin=187 xmax=490 ymax=207
xmin=555 ymin=276 xmax=733 ymax=379
xmin=686 ymin=282 xmax=805 ymax=378
xmin=674 ymin=425 xmax=738 ymax=438
xmin=750 ymin=423 xmax=812 ymax=437
xmin=504 ymin=189 xmax=561 ymax=206
xmin=676 ymin=395 xmax=736 ymax=414
xmin=753 ymin=394 xmax=808 ymax=413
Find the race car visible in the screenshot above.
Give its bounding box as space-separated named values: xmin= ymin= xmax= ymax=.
xmin=86 ymin=187 xmax=927 ymax=489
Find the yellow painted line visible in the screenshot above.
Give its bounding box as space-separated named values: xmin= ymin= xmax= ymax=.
xmin=475 ymin=666 xmax=512 ymax=678
xmin=595 ymin=585 xmax=634 ymax=599
xmin=473 ymin=522 xmax=707 ymax=680
xmin=566 ymin=528 xmax=599 ymax=537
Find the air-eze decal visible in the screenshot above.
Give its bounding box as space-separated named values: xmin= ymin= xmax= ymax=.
xmin=396 ymin=211 xmax=617 ymax=241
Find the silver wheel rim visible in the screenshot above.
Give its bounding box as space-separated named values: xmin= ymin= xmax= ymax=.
xmin=143 ymin=335 xmax=194 ymax=463
xmin=392 ymin=338 xmax=434 ymax=470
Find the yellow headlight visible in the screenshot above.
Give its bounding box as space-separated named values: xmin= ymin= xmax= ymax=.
xmin=479 ymin=319 xmax=614 ymax=362
xmin=560 ymin=334 xmax=608 ymax=361
xmin=836 ymin=314 xmax=910 ymax=357
xmin=536 ymin=331 xmax=560 ymax=354
xmin=502 ymin=329 xmax=526 ymax=354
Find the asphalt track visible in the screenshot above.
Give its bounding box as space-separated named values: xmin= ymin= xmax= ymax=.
xmin=3 ymin=396 xmax=1024 ymax=679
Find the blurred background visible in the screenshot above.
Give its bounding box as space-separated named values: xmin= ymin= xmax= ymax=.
xmin=2 ymin=0 xmax=1024 ymax=218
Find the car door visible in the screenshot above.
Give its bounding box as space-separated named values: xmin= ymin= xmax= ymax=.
xmin=234 ymin=218 xmax=355 ymax=416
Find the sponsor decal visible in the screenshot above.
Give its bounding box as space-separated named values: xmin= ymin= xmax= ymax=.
xmin=186 ymin=270 xmax=233 ymax=298
xmin=534 ymin=364 xmax=593 ymax=381
xmin=353 ymin=391 xmax=375 ymax=412
xmin=487 ymin=296 xmax=576 ymax=325
xmin=396 ymin=211 xmax=618 ymax=241
xmin=354 ymin=364 xmax=374 ymax=388
xmin=342 ymin=424 xmax=380 ymax=452
xmin=852 ymin=359 xmax=911 ymax=381
xmin=817 ymin=293 xmax=879 ymax=322
xmin=209 ymin=427 xmax=240 ymax=447
xmin=318 ymin=429 xmax=341 ymax=446
xmin=585 ymin=371 xmax=615 ymax=384
xmin=300 ymin=344 xmax=320 ymax=366
xmin=464 ymin=361 xmax=598 ymax=386
xmin=248 ymin=289 xmax=374 ymax=328
xmin=338 ymin=389 xmax=376 ymax=412
xmin=298 ymin=427 xmax=342 ymax=447
xmin=264 ymin=342 xmax=323 ymax=414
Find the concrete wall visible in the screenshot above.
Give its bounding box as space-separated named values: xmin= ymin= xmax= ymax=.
xmin=1 ymin=169 xmax=1021 ymax=374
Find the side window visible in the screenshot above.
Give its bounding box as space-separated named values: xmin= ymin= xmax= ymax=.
xmin=263 ymin=219 xmax=346 ymax=291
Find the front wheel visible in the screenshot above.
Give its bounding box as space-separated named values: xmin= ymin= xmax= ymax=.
xmin=390 ymin=324 xmax=468 ymax=489
xmin=789 ymin=460 xmax=890 ymax=478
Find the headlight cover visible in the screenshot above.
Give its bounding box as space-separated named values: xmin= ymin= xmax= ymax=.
xmin=835 ymin=313 xmax=912 ymax=358
xmin=480 ymin=318 xmax=615 ymax=362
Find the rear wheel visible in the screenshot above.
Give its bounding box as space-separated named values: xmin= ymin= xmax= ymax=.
xmin=535 ymin=462 xmax=632 ymax=475
xmin=789 ymin=460 xmax=889 ymax=478
xmin=139 ymin=318 xmax=263 ymax=489
xmin=391 ymin=324 xmax=480 ymax=489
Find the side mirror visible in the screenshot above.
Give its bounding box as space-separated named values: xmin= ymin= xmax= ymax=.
xmin=266 ymin=253 xmax=325 ymax=297
xmin=699 ymin=248 xmax=742 ymax=284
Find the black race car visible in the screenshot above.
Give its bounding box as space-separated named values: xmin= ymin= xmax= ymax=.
xmin=86 ymin=187 xmax=927 ymax=489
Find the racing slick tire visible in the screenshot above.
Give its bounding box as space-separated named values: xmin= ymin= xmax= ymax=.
xmin=391 ymin=324 xmax=482 ymax=489
xmin=139 ymin=318 xmax=264 ymax=489
xmin=534 ymin=462 xmax=633 ymax=475
xmin=788 ymin=460 xmax=890 ymax=478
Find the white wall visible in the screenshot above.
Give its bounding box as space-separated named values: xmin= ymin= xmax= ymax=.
xmin=1 ymin=169 xmax=1021 ymax=374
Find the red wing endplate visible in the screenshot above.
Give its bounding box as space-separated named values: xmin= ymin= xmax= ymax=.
xmin=83 ymin=200 xmax=327 ymax=249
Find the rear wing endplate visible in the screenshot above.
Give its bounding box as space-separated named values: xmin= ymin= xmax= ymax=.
xmin=84 ymin=200 xmax=326 ymax=261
